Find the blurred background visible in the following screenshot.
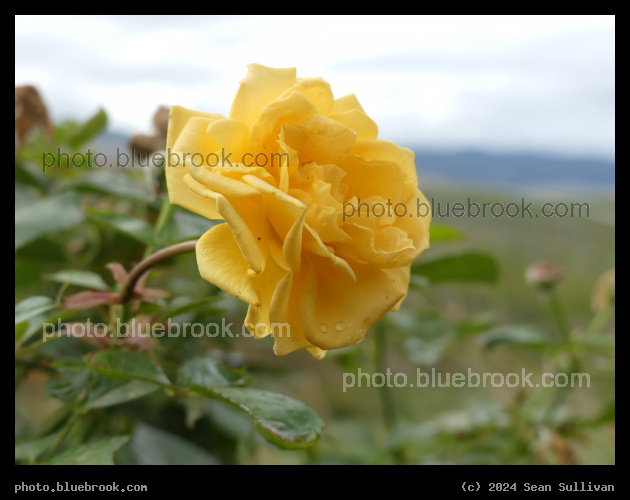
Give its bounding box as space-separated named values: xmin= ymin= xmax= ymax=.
xmin=15 ymin=15 xmax=614 ymax=465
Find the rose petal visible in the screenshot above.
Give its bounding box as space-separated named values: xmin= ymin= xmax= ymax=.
xmin=305 ymin=203 xmax=351 ymax=243
xmin=332 ymin=94 xmax=367 ymax=114
xmin=196 ymin=224 xmax=260 ymax=305
xmin=206 ymin=119 xmax=250 ymax=160
xmin=329 ymin=109 xmax=378 ymax=142
xmin=383 ymin=265 xmax=412 ymax=312
xmin=243 ymin=248 xmax=288 ymax=338
xmin=248 ymin=91 xmax=317 ymax=154
xmin=186 ymin=163 xmax=260 ymax=199
xmin=294 ymin=114 xmax=357 ymax=165
xmin=300 ymin=255 xmax=406 ymax=350
xmin=229 ymin=64 xmax=296 ymax=126
xmin=241 ymin=174 xmax=307 ymax=243
xmin=267 ymin=253 xmax=317 ymax=356
xmin=352 ymin=139 xmax=418 ymax=184
xmin=216 ymin=195 xmax=267 ymax=275
xmin=166 ymin=106 xmax=225 ymax=219
xmin=340 ymin=224 xmax=416 ymax=266
xmin=341 ymin=154 xmax=407 ymax=204
xmin=279 ymin=77 xmax=334 ymax=116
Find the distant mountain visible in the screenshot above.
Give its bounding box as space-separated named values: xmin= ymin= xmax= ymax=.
xmin=91 ymin=132 xmax=615 ymax=193
xmin=413 ymin=150 xmax=615 ymax=193
xmin=91 ymin=131 xmax=132 ymax=157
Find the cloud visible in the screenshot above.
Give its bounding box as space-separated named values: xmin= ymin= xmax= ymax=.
xmin=15 ymin=15 xmax=614 ymax=159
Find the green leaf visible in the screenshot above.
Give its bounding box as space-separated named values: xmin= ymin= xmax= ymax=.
xmin=88 ymin=350 xmax=171 ymax=388
xmin=44 ymin=270 xmax=110 ymax=291
xmin=16 ymin=313 xmax=49 ymax=345
xmin=16 ymin=309 xmax=75 ymax=346
xmin=87 ymin=209 xmax=155 ymax=245
xmin=129 ymin=423 xmax=220 ymax=465
xmin=66 ymin=172 xmax=154 ymax=202
xmin=41 ymin=436 xmax=129 ymax=465
xmin=15 ymin=433 xmax=60 ymax=462
xmin=68 ymin=108 xmax=108 ymax=149
xmin=178 ymin=357 xmax=247 ymax=388
xmin=183 ymin=397 xmax=206 ymax=430
xmin=430 ymin=224 xmax=464 ymax=244
xmin=15 ymin=296 xmax=56 ymax=324
xmin=87 ymin=380 xmax=159 ymax=409
xmin=156 ymin=296 xmax=226 ymax=323
xmin=15 ymin=160 xmax=48 ymax=190
xmin=412 ymin=252 xmax=498 ymax=284
xmin=45 ymin=367 xmax=90 ymax=403
xmin=164 ymin=210 xmax=213 ymax=244
xmin=481 ymin=326 xmax=552 ymax=350
xmin=15 ymin=191 xmax=85 ymax=250
xmin=189 ymin=386 xmax=324 ymax=449
xmin=204 ymin=400 xmax=253 ymax=437
xmin=177 ymin=358 xmax=322 ymax=448
xmin=15 ymin=183 xmax=41 ymax=208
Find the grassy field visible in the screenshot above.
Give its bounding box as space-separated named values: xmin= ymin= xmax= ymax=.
xmin=421 ymin=178 xmax=615 ymax=328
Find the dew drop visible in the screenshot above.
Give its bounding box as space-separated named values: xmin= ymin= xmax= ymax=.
xmin=320 ymin=324 xmax=327 ymax=333
xmin=335 ymin=321 xmax=345 ymax=331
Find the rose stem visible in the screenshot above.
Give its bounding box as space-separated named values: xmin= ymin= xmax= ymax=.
xmin=120 ymin=239 xmax=198 ymax=304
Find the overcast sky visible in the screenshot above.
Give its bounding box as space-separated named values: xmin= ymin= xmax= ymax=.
xmin=15 ymin=15 xmax=615 ymax=159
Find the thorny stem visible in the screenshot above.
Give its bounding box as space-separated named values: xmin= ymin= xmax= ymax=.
xmin=120 ymin=240 xmax=198 ymax=304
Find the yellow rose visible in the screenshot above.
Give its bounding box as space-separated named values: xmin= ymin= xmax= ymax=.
xmin=166 ymin=64 xmax=430 ymax=359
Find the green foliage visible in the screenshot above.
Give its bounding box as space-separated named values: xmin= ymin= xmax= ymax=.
xmin=41 ymin=436 xmax=129 ymax=465
xmin=87 ymin=209 xmax=158 ymax=246
xmin=15 ymin=296 xmax=57 ymax=324
xmin=44 ymin=270 xmax=110 ymax=291
xmin=15 ymin=192 xmax=85 ymax=250
xmin=128 ymin=424 xmax=219 ymax=465
xmin=66 ymin=171 xmax=154 ymax=202
xmin=15 ymin=434 xmax=61 ymax=463
xmin=178 ymin=359 xmax=323 ymax=449
xmin=15 ymin=108 xmax=614 ymax=465
xmin=88 ymin=351 xmax=172 ymax=387
xmin=67 ymin=109 xmax=108 ymax=149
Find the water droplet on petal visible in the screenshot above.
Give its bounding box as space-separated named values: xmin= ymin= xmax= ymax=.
xmin=320 ymin=324 xmax=327 ymax=333
xmin=335 ymin=321 xmax=345 ymax=331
